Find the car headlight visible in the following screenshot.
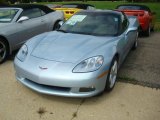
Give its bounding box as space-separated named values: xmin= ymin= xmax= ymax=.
xmin=73 ymin=56 xmax=104 ymax=73
xmin=16 ymin=44 xmax=28 ymax=62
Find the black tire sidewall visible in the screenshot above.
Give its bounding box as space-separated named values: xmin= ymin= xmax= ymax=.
xmin=132 ymin=31 xmax=138 ymax=50
xmin=53 ymin=21 xmax=61 ymax=30
xmin=0 ymin=39 xmax=9 ymax=64
xmin=145 ymin=26 xmax=151 ymax=37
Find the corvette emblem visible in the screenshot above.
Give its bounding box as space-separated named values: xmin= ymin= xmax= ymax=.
xmin=39 ymin=66 xmax=48 ymax=70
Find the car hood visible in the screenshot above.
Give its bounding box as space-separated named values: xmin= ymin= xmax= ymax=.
xmin=31 ymin=31 xmax=114 ymax=63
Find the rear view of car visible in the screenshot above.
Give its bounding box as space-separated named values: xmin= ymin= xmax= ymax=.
xmin=116 ymin=4 xmax=156 ymax=37
xmin=54 ymin=3 xmax=95 ymax=20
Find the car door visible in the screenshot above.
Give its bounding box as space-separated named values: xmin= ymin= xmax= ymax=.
xmin=118 ymin=14 xmax=132 ymax=63
xmin=10 ymin=8 xmax=51 ymax=49
xmin=22 ymin=8 xmax=48 ymax=37
xmin=15 ymin=8 xmax=48 ymax=46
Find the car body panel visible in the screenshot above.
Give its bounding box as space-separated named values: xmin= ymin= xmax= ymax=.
xmin=116 ymin=4 xmax=156 ymax=32
xmin=54 ymin=8 xmax=81 ymax=20
xmin=0 ymin=5 xmax=64 ymax=54
xmin=31 ymin=31 xmax=116 ymax=63
xmin=14 ymin=10 xmax=139 ymax=97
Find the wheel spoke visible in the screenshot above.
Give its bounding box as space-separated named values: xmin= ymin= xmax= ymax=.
xmin=0 ymin=41 xmax=7 ymax=62
xmin=0 ymin=47 xmax=5 ymax=53
xmin=109 ymin=61 xmax=118 ymax=88
xmin=0 ymin=39 xmax=8 ymax=64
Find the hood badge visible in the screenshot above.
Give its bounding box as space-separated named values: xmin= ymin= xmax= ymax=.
xmin=39 ymin=66 xmax=48 ymax=70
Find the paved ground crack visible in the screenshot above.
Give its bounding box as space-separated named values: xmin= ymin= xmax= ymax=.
xmin=70 ymin=99 xmax=85 ymax=120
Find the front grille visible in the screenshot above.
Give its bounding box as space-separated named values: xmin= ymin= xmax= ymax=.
xmin=25 ymin=78 xmax=71 ymax=92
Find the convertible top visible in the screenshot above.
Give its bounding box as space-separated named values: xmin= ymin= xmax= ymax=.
xmin=8 ymin=4 xmax=54 ymax=14
xmin=116 ymin=4 xmax=151 ymax=12
xmin=0 ymin=3 xmax=9 ymax=7
xmin=62 ymin=3 xmax=95 ymax=9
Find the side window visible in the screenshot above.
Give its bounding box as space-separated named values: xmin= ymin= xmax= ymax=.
xmin=40 ymin=10 xmax=46 ymax=16
xmin=20 ymin=8 xmax=42 ymax=19
xmin=121 ymin=13 xmax=128 ymax=33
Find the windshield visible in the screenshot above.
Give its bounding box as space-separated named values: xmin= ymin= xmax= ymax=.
xmin=59 ymin=12 xmax=120 ymax=36
xmin=61 ymin=5 xmax=78 ymax=8
xmin=0 ymin=9 xmax=18 ymax=23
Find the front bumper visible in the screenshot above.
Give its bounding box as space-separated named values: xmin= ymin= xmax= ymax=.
xmin=14 ymin=57 xmax=108 ymax=98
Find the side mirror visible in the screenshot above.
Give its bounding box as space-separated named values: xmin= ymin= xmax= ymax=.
xmin=17 ymin=16 xmax=29 ymax=23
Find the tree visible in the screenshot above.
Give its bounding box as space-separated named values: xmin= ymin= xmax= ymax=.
xmin=0 ymin=0 xmax=10 ymax=5
xmin=0 ymin=0 xmax=5 ymax=3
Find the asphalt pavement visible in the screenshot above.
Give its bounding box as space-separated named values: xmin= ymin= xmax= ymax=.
xmin=118 ymin=32 xmax=160 ymax=89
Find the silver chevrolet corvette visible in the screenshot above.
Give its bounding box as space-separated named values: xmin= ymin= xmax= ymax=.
xmin=14 ymin=10 xmax=139 ymax=97
xmin=0 ymin=4 xmax=64 ymax=63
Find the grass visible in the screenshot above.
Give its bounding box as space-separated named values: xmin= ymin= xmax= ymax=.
xmin=155 ymin=22 xmax=160 ymax=31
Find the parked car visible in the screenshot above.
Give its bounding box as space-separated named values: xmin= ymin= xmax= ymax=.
xmin=14 ymin=10 xmax=139 ymax=97
xmin=0 ymin=4 xmax=64 ymax=63
xmin=116 ymin=4 xmax=156 ymax=37
xmin=54 ymin=3 xmax=95 ymax=20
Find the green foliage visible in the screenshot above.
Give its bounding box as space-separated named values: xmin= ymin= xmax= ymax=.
xmin=0 ymin=0 xmax=5 ymax=3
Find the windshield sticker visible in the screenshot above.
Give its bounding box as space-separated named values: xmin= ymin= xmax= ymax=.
xmin=66 ymin=15 xmax=86 ymax=25
xmin=114 ymin=18 xmax=118 ymax=22
xmin=66 ymin=20 xmax=77 ymax=25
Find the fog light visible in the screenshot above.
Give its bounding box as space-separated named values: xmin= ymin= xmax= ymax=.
xmin=79 ymin=86 xmax=95 ymax=92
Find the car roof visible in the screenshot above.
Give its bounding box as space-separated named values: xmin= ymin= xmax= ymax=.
xmin=6 ymin=4 xmax=53 ymax=13
xmin=0 ymin=3 xmax=9 ymax=7
xmin=62 ymin=3 xmax=95 ymax=9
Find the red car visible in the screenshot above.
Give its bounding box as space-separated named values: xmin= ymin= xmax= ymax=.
xmin=116 ymin=4 xmax=156 ymax=36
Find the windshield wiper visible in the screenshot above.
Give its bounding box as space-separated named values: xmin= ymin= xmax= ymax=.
xmin=56 ymin=29 xmax=68 ymax=33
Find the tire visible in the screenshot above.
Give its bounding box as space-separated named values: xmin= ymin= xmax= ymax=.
xmin=53 ymin=21 xmax=61 ymax=30
xmin=151 ymin=26 xmax=154 ymax=32
xmin=144 ymin=26 xmax=151 ymax=37
xmin=105 ymin=57 xmax=118 ymax=91
xmin=132 ymin=31 xmax=138 ymax=50
xmin=0 ymin=38 xmax=9 ymax=64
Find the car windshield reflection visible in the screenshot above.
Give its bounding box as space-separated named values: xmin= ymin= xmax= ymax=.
xmin=0 ymin=9 xmax=18 ymax=23
xmin=60 ymin=12 xmax=120 ymax=36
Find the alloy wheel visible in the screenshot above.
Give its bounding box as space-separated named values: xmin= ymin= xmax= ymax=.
xmin=0 ymin=41 xmax=7 ymax=63
xmin=109 ymin=60 xmax=118 ymax=88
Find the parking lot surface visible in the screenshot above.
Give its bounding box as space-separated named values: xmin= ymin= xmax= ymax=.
xmin=118 ymin=32 xmax=160 ymax=88
xmin=0 ymin=32 xmax=160 ymax=120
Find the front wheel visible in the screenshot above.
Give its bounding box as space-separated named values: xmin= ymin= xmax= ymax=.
xmin=144 ymin=25 xmax=151 ymax=37
xmin=105 ymin=57 xmax=118 ymax=91
xmin=132 ymin=31 xmax=138 ymax=50
xmin=0 ymin=39 xmax=8 ymax=64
